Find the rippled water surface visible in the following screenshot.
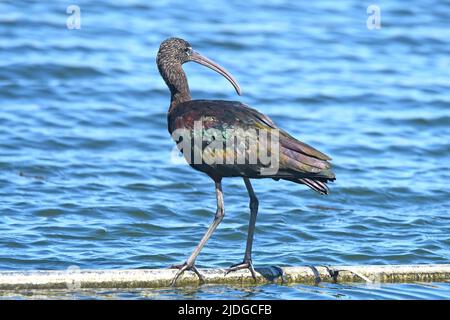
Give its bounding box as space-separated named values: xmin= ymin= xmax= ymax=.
xmin=0 ymin=0 xmax=449 ymax=299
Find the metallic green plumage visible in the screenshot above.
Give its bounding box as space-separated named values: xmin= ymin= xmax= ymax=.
xmin=168 ymin=99 xmax=335 ymax=185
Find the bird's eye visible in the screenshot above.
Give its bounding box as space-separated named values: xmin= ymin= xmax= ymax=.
xmin=185 ymin=47 xmax=192 ymax=55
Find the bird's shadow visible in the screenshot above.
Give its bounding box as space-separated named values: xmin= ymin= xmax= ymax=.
xmin=255 ymin=265 xmax=325 ymax=285
xmin=254 ymin=266 xmax=287 ymax=284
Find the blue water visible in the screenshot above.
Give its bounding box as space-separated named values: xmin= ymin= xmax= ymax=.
xmin=0 ymin=0 xmax=449 ymax=299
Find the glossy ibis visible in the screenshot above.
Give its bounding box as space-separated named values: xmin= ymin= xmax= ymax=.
xmin=156 ymin=37 xmax=335 ymax=286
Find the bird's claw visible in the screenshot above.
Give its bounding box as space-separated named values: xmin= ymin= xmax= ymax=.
xmin=225 ymin=259 xmax=257 ymax=281
xmin=169 ymin=262 xmax=205 ymax=287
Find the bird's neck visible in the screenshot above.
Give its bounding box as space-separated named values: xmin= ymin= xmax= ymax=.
xmin=159 ymin=62 xmax=192 ymax=108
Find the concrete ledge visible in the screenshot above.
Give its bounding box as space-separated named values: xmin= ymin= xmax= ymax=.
xmin=0 ymin=264 xmax=449 ymax=290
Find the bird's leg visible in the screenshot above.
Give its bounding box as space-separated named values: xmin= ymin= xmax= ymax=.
xmin=170 ymin=180 xmax=225 ymax=286
xmin=225 ymin=178 xmax=259 ymax=280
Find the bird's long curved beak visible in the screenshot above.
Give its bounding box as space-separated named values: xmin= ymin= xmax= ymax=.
xmin=190 ymin=51 xmax=242 ymax=96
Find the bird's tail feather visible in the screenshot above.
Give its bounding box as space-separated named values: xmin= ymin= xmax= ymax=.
xmin=297 ymin=178 xmax=330 ymax=195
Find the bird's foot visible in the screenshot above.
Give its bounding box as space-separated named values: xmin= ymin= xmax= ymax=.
xmin=169 ymin=262 xmax=205 ymax=287
xmin=225 ymin=259 xmax=257 ymax=281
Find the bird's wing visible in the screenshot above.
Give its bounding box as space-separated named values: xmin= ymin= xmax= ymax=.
xmin=240 ymin=105 xmax=336 ymax=193
xmin=168 ymin=100 xmax=334 ymax=181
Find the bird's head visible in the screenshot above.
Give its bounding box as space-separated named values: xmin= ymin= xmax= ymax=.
xmin=157 ymin=37 xmax=241 ymax=95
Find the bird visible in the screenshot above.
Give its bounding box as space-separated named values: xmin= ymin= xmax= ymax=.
xmin=156 ymin=37 xmax=335 ymax=286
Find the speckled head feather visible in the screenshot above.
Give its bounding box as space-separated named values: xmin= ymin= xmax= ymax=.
xmin=157 ymin=37 xmax=193 ymax=66
xmin=156 ymin=38 xmax=194 ymax=105
xmin=157 ymin=37 xmax=241 ymax=106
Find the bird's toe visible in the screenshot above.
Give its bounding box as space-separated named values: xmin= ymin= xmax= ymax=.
xmin=169 ymin=262 xmax=205 ymax=286
xmin=169 ymin=263 xmax=186 ymax=269
xmin=225 ymin=260 xmax=257 ymax=281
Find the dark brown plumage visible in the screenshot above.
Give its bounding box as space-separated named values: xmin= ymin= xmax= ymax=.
xmin=157 ymin=37 xmax=335 ymax=286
